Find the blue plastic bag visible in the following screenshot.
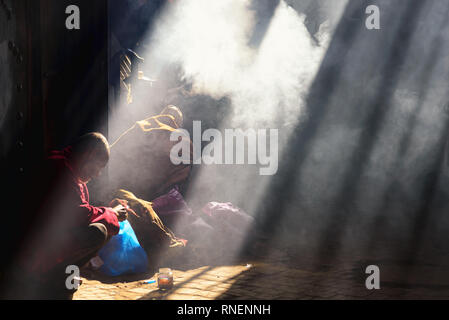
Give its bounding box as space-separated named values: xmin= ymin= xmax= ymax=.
xmin=98 ymin=220 xmax=149 ymax=276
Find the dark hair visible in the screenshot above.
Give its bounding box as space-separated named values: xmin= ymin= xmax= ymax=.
xmin=71 ymin=132 xmax=110 ymax=161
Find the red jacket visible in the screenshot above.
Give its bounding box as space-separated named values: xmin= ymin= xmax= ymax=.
xmin=19 ymin=147 xmax=119 ymax=274
xmin=46 ymin=147 xmax=120 ymax=236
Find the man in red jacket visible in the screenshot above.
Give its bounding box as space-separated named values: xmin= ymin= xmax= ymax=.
xmin=9 ymin=132 xmax=128 ymax=299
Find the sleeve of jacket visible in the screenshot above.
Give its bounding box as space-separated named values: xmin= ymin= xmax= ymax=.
xmin=80 ymin=203 xmax=120 ymax=236
xmin=76 ymin=183 xmax=120 ymax=236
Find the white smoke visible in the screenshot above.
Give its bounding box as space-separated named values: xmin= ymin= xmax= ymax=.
xmin=130 ymin=0 xmax=350 ymax=221
xmin=143 ymin=0 xmax=346 ymax=128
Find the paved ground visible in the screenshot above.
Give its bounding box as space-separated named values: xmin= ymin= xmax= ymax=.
xmin=73 ymin=243 xmax=449 ymax=300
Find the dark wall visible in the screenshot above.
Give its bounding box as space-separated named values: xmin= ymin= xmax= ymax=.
xmin=0 ymin=0 xmax=108 ymax=272
xmin=39 ymin=0 xmax=109 ymax=150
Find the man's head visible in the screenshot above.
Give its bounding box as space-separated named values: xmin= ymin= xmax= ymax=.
xmin=160 ymin=105 xmax=183 ymax=128
xmin=70 ymin=132 xmax=110 ymax=183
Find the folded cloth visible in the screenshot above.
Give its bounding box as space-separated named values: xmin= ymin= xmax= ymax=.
xmin=150 ymin=185 xmax=193 ymax=232
xmin=197 ymin=202 xmax=256 ymax=263
xmin=201 ymin=202 xmax=255 ymax=237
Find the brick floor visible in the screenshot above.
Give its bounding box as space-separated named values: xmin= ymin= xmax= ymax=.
xmin=72 ymin=242 xmax=449 ymax=300
xmin=72 ymin=259 xmax=449 ymax=300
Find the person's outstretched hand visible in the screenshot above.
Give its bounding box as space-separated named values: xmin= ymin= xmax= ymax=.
xmin=112 ymin=204 xmax=128 ymax=222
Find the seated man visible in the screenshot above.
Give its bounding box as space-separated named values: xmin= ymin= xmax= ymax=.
xmin=106 ymin=106 xmax=192 ymax=267
xmin=109 ymin=105 xmax=192 ymax=201
xmin=7 ymin=133 xmax=128 ymax=299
